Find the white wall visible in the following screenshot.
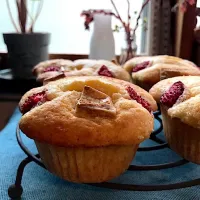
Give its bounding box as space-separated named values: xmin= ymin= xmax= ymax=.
xmin=0 ymin=0 xmax=144 ymax=54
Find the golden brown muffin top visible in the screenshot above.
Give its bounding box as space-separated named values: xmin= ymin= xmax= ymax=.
xmin=33 ymin=59 xmax=131 ymax=83
xmin=149 ymin=76 xmax=200 ymax=129
xmin=33 ymin=59 xmax=74 ymax=75
xmin=123 ymin=55 xmax=200 ymax=85
xmin=19 ymin=76 xmax=157 ymax=147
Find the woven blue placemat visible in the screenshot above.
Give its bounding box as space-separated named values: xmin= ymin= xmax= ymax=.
xmin=0 ymin=108 xmax=200 ymax=200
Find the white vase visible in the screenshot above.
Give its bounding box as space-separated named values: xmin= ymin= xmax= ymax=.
xmin=89 ymin=10 xmax=115 ymax=60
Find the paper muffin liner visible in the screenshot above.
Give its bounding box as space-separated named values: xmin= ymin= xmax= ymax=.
xmin=161 ymin=106 xmax=200 ymax=164
xmin=35 ymin=141 xmax=138 ymax=183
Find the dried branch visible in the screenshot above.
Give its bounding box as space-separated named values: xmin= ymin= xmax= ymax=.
xmin=28 ymin=0 xmax=44 ymax=32
xmin=6 ymin=0 xmax=19 ymax=32
xmin=127 ymin=0 xmax=130 ymax=26
xmin=132 ymin=0 xmax=150 ymax=38
xmin=6 ymin=0 xmax=43 ymax=33
xmin=81 ymin=9 xmax=118 ymax=30
xmin=24 ymin=0 xmax=35 ymax=24
xmin=16 ymin=0 xmax=21 ymax=31
xmin=31 ymin=0 xmax=35 ymax=17
xmin=110 ymin=0 xmax=126 ymax=27
xmin=20 ymin=0 xmax=27 ymax=33
xmin=16 ymin=0 xmax=27 ymax=33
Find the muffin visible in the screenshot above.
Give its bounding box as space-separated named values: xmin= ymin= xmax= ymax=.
xmin=32 ymin=59 xmax=74 ymax=83
xmin=19 ymin=76 xmax=157 ymax=183
xmin=123 ymin=55 xmax=200 ymax=91
xmin=33 ymin=59 xmax=131 ymax=84
xmin=149 ymin=76 xmax=200 ymax=164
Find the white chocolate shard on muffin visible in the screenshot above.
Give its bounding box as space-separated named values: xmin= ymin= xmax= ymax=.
xmin=76 ymin=86 xmax=116 ymax=117
xmin=33 ymin=59 xmax=131 ymax=83
xmin=19 ymin=76 xmax=157 ymax=147
xmin=149 ymin=76 xmax=200 ymax=129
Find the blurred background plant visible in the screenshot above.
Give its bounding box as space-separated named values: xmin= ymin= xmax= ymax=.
xmin=6 ymin=0 xmax=44 ymax=33
xmin=172 ymin=0 xmax=195 ymax=12
xmin=81 ymin=0 xmax=150 ymax=64
xmin=3 ymin=0 xmax=50 ymax=79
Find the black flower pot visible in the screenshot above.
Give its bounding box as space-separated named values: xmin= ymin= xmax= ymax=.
xmin=3 ymin=33 xmax=50 ymax=79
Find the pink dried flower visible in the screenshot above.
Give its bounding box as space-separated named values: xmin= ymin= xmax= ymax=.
xmin=180 ymin=2 xmax=187 ymax=12
xmin=173 ymin=0 xmax=196 ymax=13
xmin=187 ymin=0 xmax=195 ymax=5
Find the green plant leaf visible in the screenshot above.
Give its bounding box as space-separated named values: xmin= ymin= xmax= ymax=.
xmin=143 ymin=17 xmax=147 ymax=23
xmin=113 ymin=24 xmax=120 ymax=32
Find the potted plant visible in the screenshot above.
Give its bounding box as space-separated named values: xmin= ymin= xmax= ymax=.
xmin=3 ymin=0 xmax=50 ymax=79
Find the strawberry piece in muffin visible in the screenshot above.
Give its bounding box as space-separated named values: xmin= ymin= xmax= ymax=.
xmin=43 ymin=66 xmax=61 ymax=73
xmin=160 ymin=81 xmax=185 ymax=107
xmin=20 ymin=91 xmax=47 ymax=114
xmin=126 ymin=86 xmax=151 ymax=112
xmin=132 ymin=61 xmax=150 ymax=73
xmin=98 ymin=65 xmax=114 ymax=77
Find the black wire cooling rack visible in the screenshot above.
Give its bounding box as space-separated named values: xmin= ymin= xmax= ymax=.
xmin=8 ymin=111 xmax=200 ymax=199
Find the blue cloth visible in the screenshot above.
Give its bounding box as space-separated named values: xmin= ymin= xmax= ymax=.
xmin=0 ymin=109 xmax=200 ymax=200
